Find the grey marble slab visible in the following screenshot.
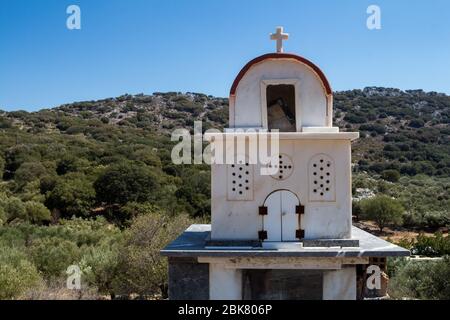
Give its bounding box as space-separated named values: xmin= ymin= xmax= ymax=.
xmin=161 ymin=224 xmax=410 ymax=258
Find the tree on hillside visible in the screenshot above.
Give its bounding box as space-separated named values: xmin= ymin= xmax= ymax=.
xmin=3 ymin=145 xmax=41 ymax=179
xmin=0 ymin=157 xmax=5 ymax=180
xmin=1 ymin=196 xmax=26 ymax=222
xmin=56 ymin=157 xmax=86 ymax=175
xmin=24 ymin=201 xmax=51 ymax=225
xmin=361 ymin=195 xmax=404 ymax=232
xmin=94 ymin=162 xmax=160 ymax=206
xmin=45 ymin=174 xmax=96 ymax=218
xmin=175 ymin=169 xmax=210 ymax=217
xmin=381 ymin=169 xmax=400 ymax=183
xmin=14 ymin=162 xmax=48 ymax=188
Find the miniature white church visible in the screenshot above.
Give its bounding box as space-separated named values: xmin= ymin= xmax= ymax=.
xmin=209 ymin=25 xmax=357 ymax=243
xmin=162 ymin=27 xmax=409 ymax=300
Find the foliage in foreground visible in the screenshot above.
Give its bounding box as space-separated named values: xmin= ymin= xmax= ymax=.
xmin=388 ymin=257 xmax=450 ymax=300
xmin=0 ymin=211 xmax=194 ymax=299
xmin=112 ymin=212 xmax=192 ymax=298
xmin=395 ymin=232 xmax=450 ymax=257
xmin=0 ymin=246 xmax=42 ymax=299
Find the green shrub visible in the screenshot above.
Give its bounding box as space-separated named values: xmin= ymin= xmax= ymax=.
xmin=28 ymin=237 xmax=81 ymax=279
xmin=360 ymin=195 xmax=404 ymax=232
xmin=381 ymin=169 xmax=401 ymax=182
xmin=79 ymin=242 xmax=120 ymax=296
xmin=359 ymin=123 xmax=386 ymax=134
xmin=56 ymin=157 xmax=86 ymax=175
xmin=389 ymin=257 xmax=450 ymax=299
xmin=0 ymin=226 xmax=28 ymax=247
xmin=0 ymin=246 xmax=42 ymax=299
xmin=352 ymin=200 xmax=363 ymax=221
xmin=94 ymin=162 xmax=160 ymax=206
xmin=413 ymin=233 xmax=450 ymax=257
xmin=402 ymin=210 xmax=449 ymax=230
xmin=114 ymin=201 xmax=159 ymax=226
xmin=45 ymin=174 xmax=96 ymax=218
xmin=394 ymin=233 xmax=450 ymax=257
xmin=409 ymin=119 xmax=425 ymax=128
xmin=343 ymin=113 xmax=367 ymax=124
xmin=0 ymin=207 xmax=6 ymax=226
xmin=57 ymin=217 xmax=121 ymax=246
xmin=2 ymin=196 xmax=26 ymax=222
xmin=24 ymin=201 xmax=51 ymax=224
xmin=0 ymin=117 xmax=13 ymax=129
xmin=113 ymin=212 xmax=193 ymax=298
xmin=14 ymin=162 xmax=48 ymax=188
xmin=0 ymin=156 xmax=5 ymax=179
xmin=207 ymin=107 xmax=228 ymax=123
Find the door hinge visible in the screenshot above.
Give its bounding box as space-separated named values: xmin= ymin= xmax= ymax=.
xmin=259 ymin=206 xmax=268 ymax=216
xmin=296 ymin=205 xmax=305 ymax=215
xmin=258 ymin=230 xmax=268 ymax=241
xmin=296 ymin=229 xmax=305 ymax=239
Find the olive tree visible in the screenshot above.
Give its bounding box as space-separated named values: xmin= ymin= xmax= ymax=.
xmin=113 ymin=211 xmax=192 ymax=298
xmin=361 ymin=195 xmax=404 ymax=232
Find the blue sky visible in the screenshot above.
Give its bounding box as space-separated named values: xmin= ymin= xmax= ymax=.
xmin=0 ymin=0 xmax=449 ymax=111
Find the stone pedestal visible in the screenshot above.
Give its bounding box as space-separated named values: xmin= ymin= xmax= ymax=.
xmin=162 ymin=225 xmax=409 ymax=300
xmin=168 ymin=257 xmax=209 ymax=300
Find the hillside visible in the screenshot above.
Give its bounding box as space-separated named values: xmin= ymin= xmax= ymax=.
xmin=0 ymin=87 xmax=449 ymax=300
xmin=2 ymin=87 xmax=449 ymax=176
xmin=0 ymin=87 xmax=448 ymax=224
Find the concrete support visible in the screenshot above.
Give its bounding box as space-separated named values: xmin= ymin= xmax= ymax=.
xmin=209 ymin=264 xmax=242 ymax=300
xmin=168 ymin=257 xmax=209 ymax=300
xmin=323 ymin=266 xmax=356 ymax=300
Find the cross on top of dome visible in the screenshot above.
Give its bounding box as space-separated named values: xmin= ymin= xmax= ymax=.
xmin=270 ymin=26 xmax=289 ymax=53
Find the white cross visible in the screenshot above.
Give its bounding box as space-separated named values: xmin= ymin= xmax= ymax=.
xmin=270 ymin=26 xmax=289 ymax=53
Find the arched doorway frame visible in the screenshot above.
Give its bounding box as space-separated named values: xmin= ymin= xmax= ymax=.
xmin=261 ymin=189 xmax=303 ymax=242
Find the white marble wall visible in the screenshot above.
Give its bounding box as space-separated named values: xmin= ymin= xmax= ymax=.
xmin=211 ymin=139 xmax=353 ymax=240
xmin=323 ymin=267 xmax=357 ymax=300
xmin=209 ymin=264 xmax=242 ymax=300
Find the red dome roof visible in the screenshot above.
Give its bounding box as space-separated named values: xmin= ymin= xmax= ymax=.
xmin=230 ymin=53 xmax=332 ymax=96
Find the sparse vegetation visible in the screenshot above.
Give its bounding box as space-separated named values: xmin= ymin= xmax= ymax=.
xmin=388 ymin=257 xmax=450 ymax=300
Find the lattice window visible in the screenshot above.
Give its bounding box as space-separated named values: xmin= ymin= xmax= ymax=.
xmin=308 ymin=154 xmax=335 ymax=202
xmin=262 ymin=153 xmax=294 ymax=181
xmin=271 ymin=153 xmax=294 ymax=180
xmin=227 ymin=158 xmax=253 ymax=201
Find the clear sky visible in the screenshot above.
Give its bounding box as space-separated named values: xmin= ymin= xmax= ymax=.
xmin=1 ymin=0 xmax=449 ymax=111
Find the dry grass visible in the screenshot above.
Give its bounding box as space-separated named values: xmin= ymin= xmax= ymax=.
xmin=20 ymin=280 xmax=102 ymax=300
xmin=354 ymin=220 xmax=448 ymax=242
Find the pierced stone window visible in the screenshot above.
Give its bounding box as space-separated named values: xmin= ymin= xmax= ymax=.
xmin=227 ymin=158 xmax=253 ymax=201
xmin=263 ymin=153 xmax=294 ymax=180
xmin=308 ymin=154 xmax=335 ymax=202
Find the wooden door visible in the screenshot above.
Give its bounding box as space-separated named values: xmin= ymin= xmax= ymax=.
xmin=264 ymin=190 xmax=299 ymax=241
